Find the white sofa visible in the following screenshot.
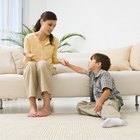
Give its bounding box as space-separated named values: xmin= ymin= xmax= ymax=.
xmin=0 ymin=44 xmax=140 ymax=109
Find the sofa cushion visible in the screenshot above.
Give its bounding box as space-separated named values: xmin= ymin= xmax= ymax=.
xmin=55 ymin=58 xmax=89 ymax=73
xmin=52 ymin=73 xmax=89 ymax=97
xmin=11 ymin=47 xmax=24 ymax=74
xmin=0 ymin=74 xmax=26 ymax=98
xmin=55 ymin=53 xmax=91 ymax=73
xmin=130 ymin=43 xmax=140 ymax=70
xmin=56 ymin=48 xmax=132 ymax=72
xmin=110 ymin=71 xmax=140 ymax=95
xmin=98 ymin=46 xmax=132 ymax=71
xmin=0 ymin=46 xmax=16 ymax=74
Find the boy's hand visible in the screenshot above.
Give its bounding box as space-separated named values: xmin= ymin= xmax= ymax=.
xmin=94 ymin=100 xmax=103 ymax=112
xmin=65 ymin=61 xmax=70 ymax=66
xmin=58 ymin=58 xmax=68 ymax=66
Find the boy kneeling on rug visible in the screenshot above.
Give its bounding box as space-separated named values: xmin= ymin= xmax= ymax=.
xmin=66 ymin=53 xmax=126 ymax=128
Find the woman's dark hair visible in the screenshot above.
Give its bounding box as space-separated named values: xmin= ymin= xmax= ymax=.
xmin=34 ymin=11 xmax=57 ymax=44
xmin=90 ymin=53 xmax=111 ymax=71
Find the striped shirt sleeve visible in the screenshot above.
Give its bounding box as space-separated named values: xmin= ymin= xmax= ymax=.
xmin=100 ymin=72 xmax=113 ymax=90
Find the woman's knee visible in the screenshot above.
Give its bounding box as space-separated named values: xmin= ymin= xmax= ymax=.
xmin=24 ymin=61 xmax=36 ymax=71
xmin=37 ymin=60 xmax=50 ymax=69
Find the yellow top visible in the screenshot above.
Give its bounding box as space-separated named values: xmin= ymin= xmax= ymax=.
xmin=23 ymin=32 xmax=59 ymax=65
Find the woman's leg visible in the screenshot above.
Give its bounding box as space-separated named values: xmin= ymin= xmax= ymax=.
xmin=24 ymin=62 xmax=38 ymax=117
xmin=28 ymin=97 xmax=37 ymax=117
xmin=36 ymin=61 xmax=53 ymax=117
xmin=37 ymin=91 xmax=52 ymax=117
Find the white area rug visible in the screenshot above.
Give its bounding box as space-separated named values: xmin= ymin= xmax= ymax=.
xmin=0 ymin=112 xmax=140 ymax=140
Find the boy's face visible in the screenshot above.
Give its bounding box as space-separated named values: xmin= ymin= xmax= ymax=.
xmin=88 ymin=58 xmax=101 ymax=71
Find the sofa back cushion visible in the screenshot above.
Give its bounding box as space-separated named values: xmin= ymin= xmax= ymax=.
xmin=55 ymin=47 xmax=132 ymax=73
xmin=0 ymin=46 xmax=16 ymax=74
xmin=11 ymin=47 xmax=24 ymax=74
xmin=130 ymin=43 xmax=140 ymax=70
xmin=55 ymin=53 xmax=91 ymax=73
xmin=98 ymin=46 xmax=132 ymax=71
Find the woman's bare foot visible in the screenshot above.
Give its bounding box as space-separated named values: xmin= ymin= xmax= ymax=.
xmin=28 ymin=97 xmax=37 ymax=117
xmin=27 ymin=108 xmax=37 ymax=117
xmin=36 ymin=107 xmax=51 ymax=117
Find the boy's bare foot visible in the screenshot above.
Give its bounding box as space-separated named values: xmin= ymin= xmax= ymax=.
xmin=36 ymin=107 xmax=51 ymax=117
xmin=27 ymin=108 xmax=37 ymax=117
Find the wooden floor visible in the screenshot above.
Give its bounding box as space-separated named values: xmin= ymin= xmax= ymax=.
xmin=0 ymin=96 xmax=140 ymax=114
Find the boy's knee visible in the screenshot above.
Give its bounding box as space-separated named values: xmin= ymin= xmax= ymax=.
xmin=77 ymin=101 xmax=88 ymax=107
xmin=77 ymin=101 xmax=88 ymax=113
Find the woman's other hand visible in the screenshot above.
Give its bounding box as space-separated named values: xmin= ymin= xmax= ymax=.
xmin=23 ymin=52 xmax=35 ymax=58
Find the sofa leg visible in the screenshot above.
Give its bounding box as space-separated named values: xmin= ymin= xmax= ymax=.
xmin=0 ymin=99 xmax=3 ymax=109
xmin=135 ymin=96 xmax=139 ymax=110
xmin=135 ymin=96 xmax=139 ymax=106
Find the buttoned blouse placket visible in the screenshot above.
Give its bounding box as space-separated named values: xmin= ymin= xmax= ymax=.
xmin=38 ymin=40 xmax=50 ymax=60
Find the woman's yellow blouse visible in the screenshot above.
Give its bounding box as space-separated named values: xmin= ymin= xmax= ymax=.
xmin=23 ymin=33 xmax=59 ymax=65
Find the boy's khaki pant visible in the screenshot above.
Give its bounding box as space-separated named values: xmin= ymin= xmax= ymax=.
xmin=77 ymin=99 xmax=121 ymax=119
xmin=23 ymin=61 xmax=56 ymax=98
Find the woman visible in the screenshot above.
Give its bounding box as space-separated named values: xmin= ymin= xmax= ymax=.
xmin=23 ymin=11 xmax=67 ymax=117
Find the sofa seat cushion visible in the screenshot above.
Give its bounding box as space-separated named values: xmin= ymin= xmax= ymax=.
xmin=52 ymin=71 xmax=140 ymax=97
xmin=0 ymin=71 xmax=140 ymax=99
xmin=0 ymin=73 xmax=89 ymax=98
xmin=110 ymin=71 xmax=140 ymax=96
xmin=0 ymin=74 xmax=26 ymax=98
xmin=52 ymin=73 xmax=89 ymax=97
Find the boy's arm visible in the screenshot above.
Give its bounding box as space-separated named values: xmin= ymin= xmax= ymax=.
xmin=94 ymin=88 xmax=111 ymax=112
xmin=66 ymin=62 xmax=86 ymax=74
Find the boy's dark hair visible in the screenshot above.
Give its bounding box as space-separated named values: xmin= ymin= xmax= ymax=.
xmin=90 ymin=53 xmax=111 ymax=71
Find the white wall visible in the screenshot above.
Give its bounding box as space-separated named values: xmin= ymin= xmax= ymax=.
xmin=24 ymin=0 xmax=140 ymax=52
xmin=23 ymin=0 xmax=47 ymax=27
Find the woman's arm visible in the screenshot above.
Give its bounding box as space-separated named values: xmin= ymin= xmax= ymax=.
xmin=52 ymin=37 xmax=59 ymax=64
xmin=23 ymin=36 xmax=32 ymax=64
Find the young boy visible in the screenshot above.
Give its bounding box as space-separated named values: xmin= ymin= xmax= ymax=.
xmin=66 ymin=53 xmax=125 ymax=128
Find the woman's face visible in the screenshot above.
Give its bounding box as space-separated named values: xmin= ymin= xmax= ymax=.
xmin=40 ymin=20 xmax=57 ymax=35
